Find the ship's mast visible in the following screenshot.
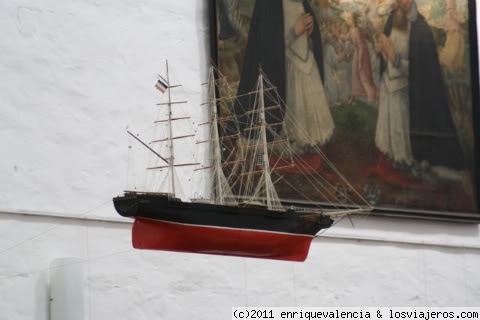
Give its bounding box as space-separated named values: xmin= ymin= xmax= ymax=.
xmin=258 ymin=71 xmax=273 ymax=209
xmin=209 ymin=67 xmax=224 ymax=204
xmin=166 ymin=60 xmax=176 ymax=196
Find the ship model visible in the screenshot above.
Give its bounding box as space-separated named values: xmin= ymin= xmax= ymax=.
xmin=113 ymin=63 xmax=372 ymax=262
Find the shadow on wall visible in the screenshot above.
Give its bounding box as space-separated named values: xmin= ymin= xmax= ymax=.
xmin=333 ymin=214 xmax=480 ymax=241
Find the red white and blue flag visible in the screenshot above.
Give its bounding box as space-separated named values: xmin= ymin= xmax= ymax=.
xmin=155 ymin=77 xmax=169 ymax=93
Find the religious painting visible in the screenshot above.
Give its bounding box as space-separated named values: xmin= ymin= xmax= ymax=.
xmin=210 ymin=0 xmax=480 ymax=222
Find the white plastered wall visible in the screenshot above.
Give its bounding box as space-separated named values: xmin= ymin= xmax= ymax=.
xmin=0 ymin=1 xmax=479 ymax=319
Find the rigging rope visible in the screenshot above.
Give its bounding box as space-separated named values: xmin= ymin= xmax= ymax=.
xmin=0 ymin=200 xmax=113 ymax=257
xmin=217 ymin=68 xmax=373 ymax=214
xmin=0 ymin=246 xmax=136 ymax=281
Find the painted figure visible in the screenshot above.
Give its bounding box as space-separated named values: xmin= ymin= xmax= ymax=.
xmin=371 ymin=0 xmax=464 ymax=184
xmin=336 ymin=22 xmax=354 ymax=103
xmin=336 ymin=12 xmax=377 ymax=104
xmin=439 ymin=0 xmax=466 ymax=71
xmin=375 ymin=8 xmax=413 ymax=165
xmin=233 ymin=0 xmax=334 ymax=153
xmin=323 ymin=20 xmax=352 ymax=106
xmin=217 ymin=0 xmax=248 ymax=82
xmin=323 ymin=30 xmax=341 ymax=106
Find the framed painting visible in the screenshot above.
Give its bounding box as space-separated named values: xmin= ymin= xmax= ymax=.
xmin=209 ymin=0 xmax=480 ymax=222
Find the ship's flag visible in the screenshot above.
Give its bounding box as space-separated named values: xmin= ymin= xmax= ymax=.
xmin=155 ymin=77 xmax=169 ymax=93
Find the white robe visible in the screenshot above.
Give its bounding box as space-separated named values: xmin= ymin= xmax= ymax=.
xmin=375 ymin=28 xmax=413 ymax=164
xmin=282 ymin=0 xmax=334 ymax=152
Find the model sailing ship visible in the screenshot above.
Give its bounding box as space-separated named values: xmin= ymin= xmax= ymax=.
xmin=113 ymin=63 xmax=372 ymax=262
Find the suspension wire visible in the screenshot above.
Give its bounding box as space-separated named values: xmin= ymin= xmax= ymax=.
xmin=0 ymin=247 xmax=136 ymax=281
xmin=0 ymin=199 xmax=113 ymax=257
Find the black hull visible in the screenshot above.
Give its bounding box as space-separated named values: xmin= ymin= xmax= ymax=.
xmin=113 ymin=193 xmax=333 ymax=236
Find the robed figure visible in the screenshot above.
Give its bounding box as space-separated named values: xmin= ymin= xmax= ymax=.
xmin=374 ymin=0 xmax=464 ymax=181
xmin=232 ymin=0 xmax=334 ymax=152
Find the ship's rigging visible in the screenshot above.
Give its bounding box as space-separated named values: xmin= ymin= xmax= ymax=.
xmin=125 ymin=62 xmax=372 ymax=219
xmin=114 ymin=62 xmax=372 ymax=262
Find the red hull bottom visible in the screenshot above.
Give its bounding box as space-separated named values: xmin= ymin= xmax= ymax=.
xmin=132 ymin=217 xmax=315 ymax=262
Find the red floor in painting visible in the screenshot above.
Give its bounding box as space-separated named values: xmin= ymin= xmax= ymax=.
xmin=269 ymin=154 xmax=337 ymax=182
xmin=132 ymin=217 xmax=315 ymax=262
